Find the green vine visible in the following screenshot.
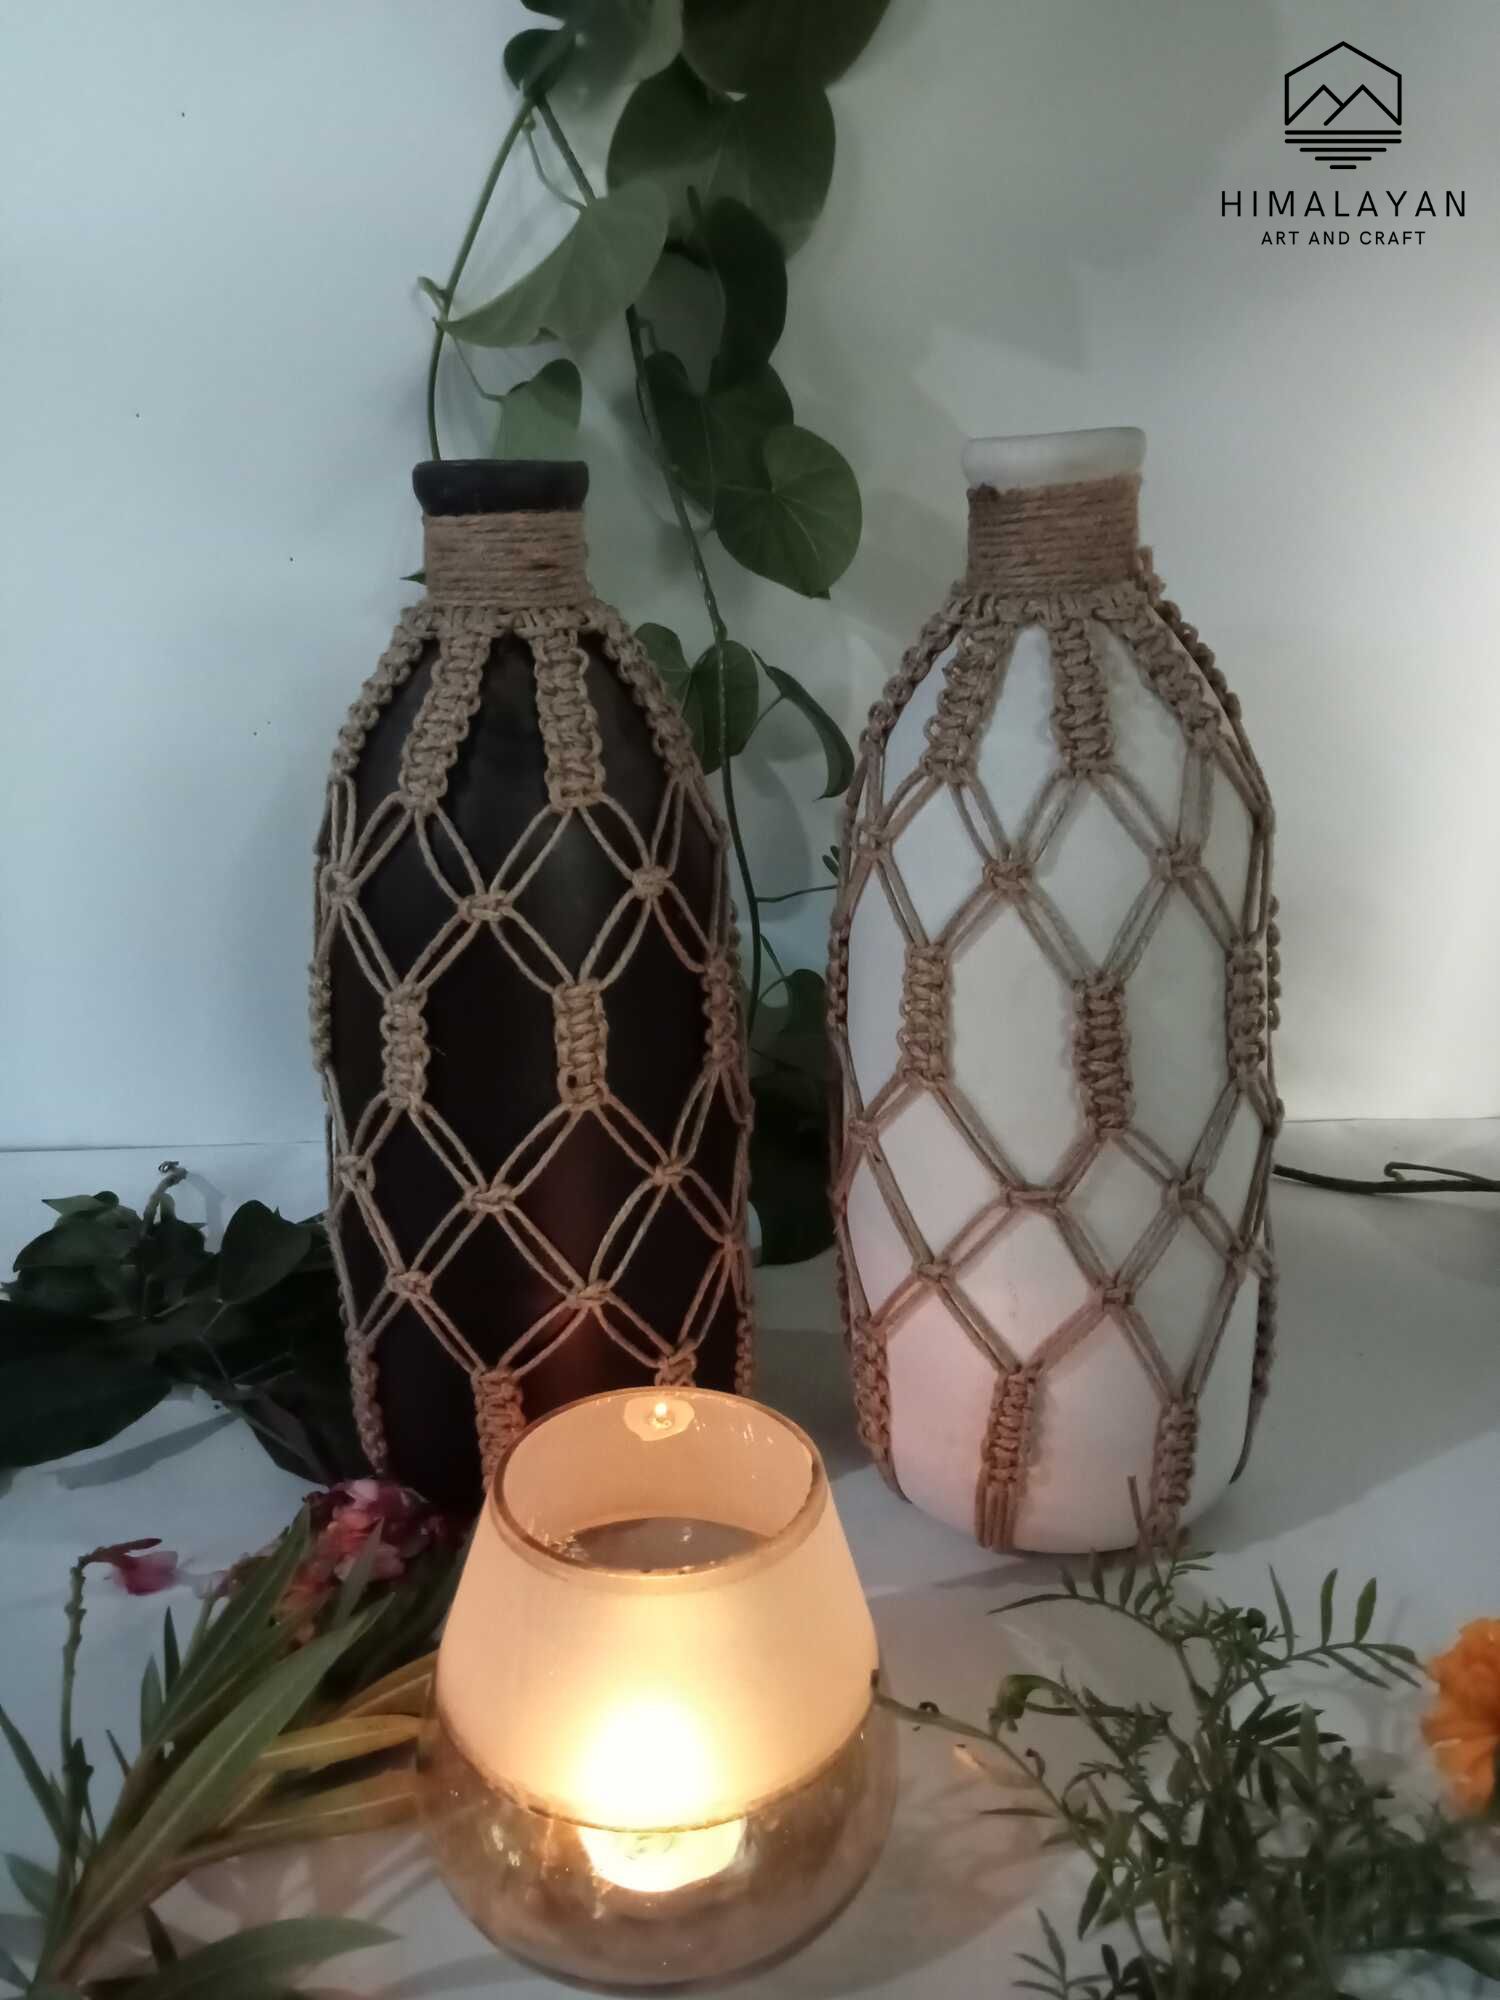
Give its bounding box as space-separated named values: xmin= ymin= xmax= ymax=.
xmin=420 ymin=0 xmax=889 ymax=1261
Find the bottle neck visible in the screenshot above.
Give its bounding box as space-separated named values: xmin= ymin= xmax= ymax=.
xmin=965 ymin=474 xmax=1140 ymax=594
xmin=423 ymin=508 xmax=590 ymax=607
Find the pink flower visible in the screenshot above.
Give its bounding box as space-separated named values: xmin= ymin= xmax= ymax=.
xmin=86 ymin=1539 xmax=182 ymax=1596
xmin=264 ymin=1480 xmax=463 ymax=1641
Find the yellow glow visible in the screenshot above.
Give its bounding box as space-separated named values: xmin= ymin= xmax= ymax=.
xmin=575 ymin=1696 xmax=725 ymax=1830
xmin=622 ymin=1392 xmax=696 ymax=1442
xmin=580 ymin=1817 xmax=746 ymax=1892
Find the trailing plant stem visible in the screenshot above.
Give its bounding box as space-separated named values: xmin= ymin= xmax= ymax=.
xmin=425 ymin=91 xmax=537 ymax=460
xmin=535 ymin=96 xmax=766 ymax=1026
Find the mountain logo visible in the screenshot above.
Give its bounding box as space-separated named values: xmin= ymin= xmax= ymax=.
xmin=1284 ymin=42 xmax=1402 ymax=170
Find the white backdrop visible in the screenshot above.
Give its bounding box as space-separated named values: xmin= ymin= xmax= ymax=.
xmin=5 ymin=0 xmax=1500 ymax=1159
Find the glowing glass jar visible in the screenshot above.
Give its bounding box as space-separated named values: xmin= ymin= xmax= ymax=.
xmin=419 ymin=1388 xmax=896 ymax=1988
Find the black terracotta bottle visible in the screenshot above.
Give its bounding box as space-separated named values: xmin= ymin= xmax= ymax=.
xmin=312 ymin=461 xmax=753 ymax=1509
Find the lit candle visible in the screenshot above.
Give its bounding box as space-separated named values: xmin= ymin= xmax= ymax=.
xmin=419 ymin=1388 xmax=897 ymax=1988
xmin=572 ymin=1694 xmax=746 ymax=1891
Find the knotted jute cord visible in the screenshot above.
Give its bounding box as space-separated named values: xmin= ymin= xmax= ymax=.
xmin=830 ymin=473 xmax=1278 ymax=1552
xmin=313 ymin=510 xmax=754 ymax=1488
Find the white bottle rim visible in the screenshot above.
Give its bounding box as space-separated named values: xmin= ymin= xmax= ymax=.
xmin=962 ymin=428 xmax=1145 ymax=490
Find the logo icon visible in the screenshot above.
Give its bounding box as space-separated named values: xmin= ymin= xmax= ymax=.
xmin=1284 ymin=42 xmax=1402 ymax=170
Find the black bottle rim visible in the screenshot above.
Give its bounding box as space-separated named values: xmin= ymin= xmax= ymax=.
xmin=413 ymin=459 xmax=588 ymax=516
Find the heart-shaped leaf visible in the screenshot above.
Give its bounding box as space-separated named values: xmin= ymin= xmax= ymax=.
xmin=503 ymin=24 xmax=576 ymax=95
xmin=699 ymin=196 xmax=786 ymax=384
xmin=637 ymin=622 xmax=694 ymax=703
xmin=491 ymin=358 xmax=583 ymax=458
xmin=643 ymin=351 xmax=791 ymax=511
xmin=688 ymin=639 xmax=759 ymax=771
xmin=0 ymin=1353 xmax=168 ymax=1470
xmin=682 ymin=0 xmax=890 ymax=93
xmin=218 ymin=1202 xmax=311 ymax=1305
xmin=444 ymin=182 xmax=669 ymax=349
xmin=714 ymin=424 xmax=861 ymax=596
xmin=608 ymin=59 xmax=834 ymax=246
xmin=642 ymin=635 xmax=758 ymax=773
xmin=758 ymin=659 xmax=853 ymax=796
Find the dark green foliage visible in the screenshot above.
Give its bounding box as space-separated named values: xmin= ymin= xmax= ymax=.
xmin=0 ymin=1167 xmax=361 ymax=1483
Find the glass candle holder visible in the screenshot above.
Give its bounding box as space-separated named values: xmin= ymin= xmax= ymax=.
xmin=418 ymin=1388 xmax=896 ymax=1988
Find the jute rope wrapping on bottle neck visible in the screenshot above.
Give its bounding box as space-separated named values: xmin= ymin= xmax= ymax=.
xmin=829 ymin=471 xmax=1280 ymax=1553
xmin=313 ymin=507 xmax=754 ymax=1490
xmin=423 ymin=509 xmax=590 ymax=607
xmin=965 ymin=474 xmax=1140 ymax=595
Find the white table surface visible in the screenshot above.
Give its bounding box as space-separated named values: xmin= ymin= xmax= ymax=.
xmin=3 ymin=1118 xmax=1498 ymax=1996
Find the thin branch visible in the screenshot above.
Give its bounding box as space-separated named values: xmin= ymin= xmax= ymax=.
xmin=424 ymin=90 xmax=538 ymax=460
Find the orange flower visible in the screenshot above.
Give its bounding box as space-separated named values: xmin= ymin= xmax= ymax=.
xmin=1424 ymin=1618 xmax=1500 ymax=1813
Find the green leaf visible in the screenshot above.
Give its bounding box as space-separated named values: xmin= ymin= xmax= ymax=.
xmin=141 ymin=1905 xmax=178 ymax=1969
xmin=502 ymin=24 xmax=575 ymax=94
xmin=0 ymin=1705 xmax=65 ymax=1845
xmin=0 ymin=1299 xmax=108 ymax=1360
xmin=13 ymin=1210 xmax=137 ymax=1273
xmin=682 ymin=0 xmax=890 ymax=92
xmin=0 ymin=1943 xmax=25 ymax=1991
xmin=699 ymin=197 xmax=785 ymax=385
xmin=679 ymin=640 xmax=760 ymax=773
xmin=4 ymin=1267 xmax=118 ymax=1318
xmin=217 ymin=1203 xmax=312 ymax=1306
xmin=1037 ymin=1908 xmax=1066 ymax=1972
xmin=40 ymin=1195 xmax=112 ymax=1218
xmin=749 ymin=1073 xmax=832 ymax=1264
xmin=444 ymin=182 xmax=669 ymax=349
xmin=1423 ymin=1927 xmax=1500 ymax=1978
xmin=760 ymin=661 xmax=852 ymax=796
xmin=1076 ymin=1865 xmax=1108 ymax=1939
xmin=520 ymin=0 xmax=680 ymax=90
xmin=0 ymin=1354 xmax=168 ymax=1471
xmin=252 ymin=1714 xmax=420 ymax=1776
xmin=140 ymin=1658 xmax=164 ymax=1747
xmin=637 ymin=622 xmax=693 ymax=704
xmin=608 ymin=60 xmax=834 ymax=246
xmin=159 ymin=1516 xmax=313 ymax=1742
xmin=490 ymin=358 xmax=583 ymax=460
xmin=1298 ymin=1705 xmax=1319 ymax=1783
xmin=1353 ymin=1576 xmax=1376 ymax=1642
xmin=123 ymin=1917 xmax=391 ymax=2000
xmin=162 ymin=1609 xmax=180 ymax=1690
xmin=201 ymin=1768 xmax=417 ymax=1853
xmin=75 ymin=1617 xmax=376 ymax=1955
xmin=1319 ymin=1568 xmax=1337 ymax=1645
xmin=1268 ymin=1566 xmax=1295 ymax=1653
xmin=642 ymin=350 xmax=792 ymax=512
xmin=715 ymin=423 xmax=861 ymax=596
xmin=5 ymin=1852 xmax=53 ymax=1916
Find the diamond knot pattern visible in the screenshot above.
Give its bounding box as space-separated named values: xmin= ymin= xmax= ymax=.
xmin=313 ymin=593 xmax=753 ymax=1508
xmin=832 ymin=563 xmax=1278 ymax=1553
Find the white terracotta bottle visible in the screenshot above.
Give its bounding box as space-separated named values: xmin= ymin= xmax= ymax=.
xmin=828 ymin=429 xmax=1279 ymax=1553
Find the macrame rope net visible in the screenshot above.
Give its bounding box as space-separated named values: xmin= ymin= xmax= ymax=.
xmin=829 ymin=474 xmax=1279 ymax=1552
xmin=312 ymin=510 xmax=754 ymax=1487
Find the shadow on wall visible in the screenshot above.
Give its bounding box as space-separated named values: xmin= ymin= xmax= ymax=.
xmin=1204 ymin=1181 xmax=1500 ymax=1547
xmin=799 ymin=0 xmax=1280 ymax=639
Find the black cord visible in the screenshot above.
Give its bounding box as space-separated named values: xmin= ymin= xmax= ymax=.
xmin=1272 ymin=1160 xmax=1500 ymax=1197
